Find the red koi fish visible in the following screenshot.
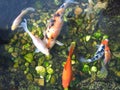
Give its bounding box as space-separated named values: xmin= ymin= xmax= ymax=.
xmin=43 ymin=0 xmax=78 ymax=49
xmin=62 ymin=42 xmax=75 ymax=89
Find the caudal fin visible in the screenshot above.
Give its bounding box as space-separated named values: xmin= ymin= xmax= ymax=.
xmin=20 ymin=19 xmax=29 ymax=33
xmin=79 ymin=57 xmax=92 ymax=63
xmin=65 ymin=0 xmax=79 ymax=4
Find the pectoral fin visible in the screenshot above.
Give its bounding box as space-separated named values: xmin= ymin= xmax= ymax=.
xmin=56 ymin=40 xmax=64 ymax=46
xmin=35 ymin=48 xmax=40 ymax=53
xmin=96 ymin=44 xmax=100 ymax=48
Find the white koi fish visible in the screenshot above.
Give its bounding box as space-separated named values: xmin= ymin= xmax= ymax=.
xmin=11 ymin=7 xmax=35 ymax=31
xmin=43 ymin=0 xmax=78 ymax=49
xmin=80 ymin=39 xmax=109 ymax=63
xmin=20 ymin=19 xmax=49 ymax=56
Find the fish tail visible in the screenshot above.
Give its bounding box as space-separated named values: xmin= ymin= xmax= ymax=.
xmin=21 ymin=7 xmax=35 ymax=16
xmin=68 ymin=42 xmax=76 ymax=57
xmin=25 ymin=7 xmax=35 ymax=12
xmin=65 ymin=0 xmax=79 ymax=4
xmin=79 ymin=57 xmax=93 ymax=63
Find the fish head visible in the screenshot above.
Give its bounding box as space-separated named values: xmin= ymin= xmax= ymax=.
xmin=11 ymin=25 xmax=16 ymax=31
xmin=101 ymin=39 xmax=109 ymax=46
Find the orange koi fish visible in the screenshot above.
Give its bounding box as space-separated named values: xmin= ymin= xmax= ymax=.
xmin=43 ymin=0 xmax=78 ymax=49
xmin=80 ymin=39 xmax=110 ymax=63
xmin=11 ymin=7 xmax=35 ymax=31
xmin=62 ymin=42 xmax=75 ymax=89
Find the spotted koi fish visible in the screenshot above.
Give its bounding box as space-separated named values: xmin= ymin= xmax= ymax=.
xmin=20 ymin=19 xmax=49 ymax=56
xmin=80 ymin=39 xmax=110 ymax=63
xmin=43 ymin=0 xmax=78 ymax=49
xmin=62 ymin=42 xmax=75 ymax=89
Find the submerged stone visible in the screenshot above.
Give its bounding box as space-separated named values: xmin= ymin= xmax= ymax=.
xmin=47 ymin=67 xmax=54 ymax=75
xmin=24 ymin=53 xmax=33 ymax=63
xmin=35 ymin=66 xmax=46 ymax=77
xmin=34 ymin=78 xmax=45 ymax=86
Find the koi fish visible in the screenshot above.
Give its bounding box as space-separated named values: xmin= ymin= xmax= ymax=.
xmin=43 ymin=0 xmax=78 ymax=49
xmin=62 ymin=42 xmax=75 ymax=89
xmin=20 ymin=19 xmax=49 ymax=56
xmin=11 ymin=7 xmax=35 ymax=31
xmin=80 ymin=39 xmax=109 ymax=63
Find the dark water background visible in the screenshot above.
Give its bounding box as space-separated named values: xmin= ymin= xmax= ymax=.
xmin=0 ymin=0 xmax=35 ymax=43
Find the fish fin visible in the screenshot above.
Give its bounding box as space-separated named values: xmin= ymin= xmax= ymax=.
xmin=46 ymin=39 xmax=51 ymax=49
xmin=35 ymin=48 xmax=40 ymax=53
xmin=56 ymin=40 xmax=64 ymax=46
xmin=65 ymin=0 xmax=79 ymax=4
xmin=20 ymin=19 xmax=29 ymax=32
xmin=43 ymin=30 xmax=46 ymax=36
xmin=79 ymin=57 xmax=92 ymax=62
xmin=96 ymin=44 xmax=100 ymax=49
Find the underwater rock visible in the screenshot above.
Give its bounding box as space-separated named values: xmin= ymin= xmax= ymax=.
xmin=27 ymin=83 xmax=40 ymax=90
xmin=50 ymin=75 xmax=56 ymax=85
xmin=34 ymin=78 xmax=45 ymax=86
xmin=8 ymin=47 xmax=14 ymax=53
xmin=35 ymin=66 xmax=46 ymax=78
xmin=46 ymin=67 xmax=54 ymax=75
xmin=38 ymin=56 xmax=45 ymax=66
xmin=11 ymin=52 xmax=18 ymax=58
xmin=91 ymin=66 xmax=97 ymax=73
xmin=82 ymin=64 xmax=90 ymax=72
xmin=74 ymin=5 xmax=83 ymax=18
xmin=46 ymin=74 xmax=51 ymax=83
xmin=24 ymin=53 xmax=33 ymax=63
xmin=26 ymin=73 xmax=33 ymax=81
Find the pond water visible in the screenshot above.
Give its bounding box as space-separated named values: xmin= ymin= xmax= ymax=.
xmin=0 ymin=0 xmax=120 ymax=90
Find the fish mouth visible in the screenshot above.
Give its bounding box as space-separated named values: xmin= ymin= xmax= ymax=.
xmin=11 ymin=25 xmax=16 ymax=31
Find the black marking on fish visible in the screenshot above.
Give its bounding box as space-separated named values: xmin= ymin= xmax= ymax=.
xmin=50 ymin=19 xmax=56 ymax=23
xmin=45 ymin=34 xmax=49 ymax=39
xmin=89 ymin=45 xmax=105 ymax=62
xmin=49 ymin=19 xmax=56 ymax=28
xmin=51 ymin=36 xmax=54 ymax=39
xmin=55 ymin=13 xmax=60 ymax=17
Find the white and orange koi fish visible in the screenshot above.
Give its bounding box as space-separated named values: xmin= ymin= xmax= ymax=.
xmin=80 ymin=39 xmax=110 ymax=63
xmin=43 ymin=0 xmax=78 ymax=49
xmin=20 ymin=19 xmax=49 ymax=56
xmin=11 ymin=7 xmax=35 ymax=31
